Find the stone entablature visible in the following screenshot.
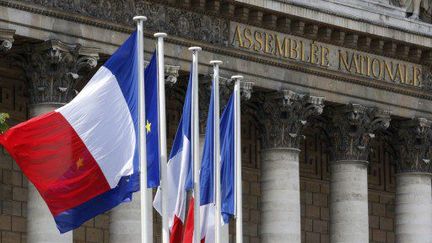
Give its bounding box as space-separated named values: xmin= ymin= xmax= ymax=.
xmin=6 ymin=0 xmax=432 ymax=60
xmin=231 ymin=23 xmax=425 ymax=88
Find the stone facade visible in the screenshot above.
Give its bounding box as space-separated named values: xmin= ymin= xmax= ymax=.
xmin=0 ymin=0 xmax=432 ymax=242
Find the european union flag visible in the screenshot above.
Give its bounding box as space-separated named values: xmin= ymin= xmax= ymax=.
xmin=145 ymin=53 xmax=160 ymax=188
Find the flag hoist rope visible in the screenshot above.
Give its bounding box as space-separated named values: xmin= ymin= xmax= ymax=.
xmin=189 ymin=46 xmax=202 ymax=243
xmin=210 ymin=60 xmax=223 ymax=243
xmin=133 ymin=16 xmax=152 ymax=243
xmin=154 ymin=32 xmax=170 ymax=243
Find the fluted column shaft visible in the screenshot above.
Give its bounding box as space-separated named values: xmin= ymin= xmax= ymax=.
xmin=395 ymin=173 xmax=432 ymax=243
xmin=329 ymin=160 xmax=369 ymax=242
xmin=326 ymin=104 xmax=390 ymax=243
xmin=259 ymin=90 xmax=324 ymax=243
xmin=392 ymin=118 xmax=432 ymax=243
xmin=261 ymin=148 xmax=301 ymax=242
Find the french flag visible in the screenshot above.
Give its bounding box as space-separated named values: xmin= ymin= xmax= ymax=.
xmin=183 ymin=80 xmax=217 ymax=243
xmin=183 ymin=91 xmax=236 ymax=243
xmin=153 ymin=68 xmax=192 ymax=243
xmin=0 ymin=32 xmax=158 ymax=233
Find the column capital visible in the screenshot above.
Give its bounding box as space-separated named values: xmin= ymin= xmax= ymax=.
xmin=392 ymin=118 xmax=432 ymax=173
xmin=199 ymin=75 xmax=254 ymax=134
xmin=259 ymin=89 xmax=325 ymax=149
xmin=144 ymin=60 xmax=180 ymax=86
xmin=326 ymin=104 xmax=390 ymax=161
xmin=0 ymin=28 xmax=15 ymax=52
xmin=11 ymin=40 xmax=99 ymax=105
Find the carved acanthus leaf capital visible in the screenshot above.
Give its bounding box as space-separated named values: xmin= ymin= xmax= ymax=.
xmin=0 ymin=28 xmax=15 ymax=52
xmin=240 ymin=81 xmax=254 ymax=101
xmin=326 ymin=104 xmax=390 ymax=161
xmin=10 ymin=40 xmax=99 ymax=105
xmin=259 ymin=90 xmax=325 ymax=149
xmin=144 ymin=60 xmax=180 ymax=86
xmin=392 ymin=118 xmax=432 ymax=173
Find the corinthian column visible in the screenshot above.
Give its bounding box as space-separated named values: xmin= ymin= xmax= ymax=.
xmin=392 ymin=118 xmax=432 ymax=243
xmin=326 ymin=104 xmax=390 ymax=243
xmin=110 ymin=64 xmax=179 ymax=243
xmin=13 ymin=40 xmax=99 ymax=243
xmin=259 ymin=90 xmax=324 ymax=243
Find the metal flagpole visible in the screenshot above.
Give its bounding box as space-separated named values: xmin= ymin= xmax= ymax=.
xmin=189 ymin=46 xmax=202 ymax=243
xmin=154 ymin=32 xmax=169 ymax=243
xmin=210 ymin=60 xmax=223 ymax=243
xmin=232 ymin=75 xmax=243 ymax=243
xmin=133 ymin=16 xmax=150 ymax=243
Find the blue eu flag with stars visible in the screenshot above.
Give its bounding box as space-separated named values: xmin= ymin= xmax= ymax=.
xmin=145 ymin=52 xmax=160 ymax=188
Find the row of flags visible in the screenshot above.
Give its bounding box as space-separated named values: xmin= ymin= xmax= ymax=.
xmin=0 ymin=17 xmax=243 ymax=243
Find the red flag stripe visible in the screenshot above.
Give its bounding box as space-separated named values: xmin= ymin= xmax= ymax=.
xmin=1 ymin=111 xmax=111 ymax=216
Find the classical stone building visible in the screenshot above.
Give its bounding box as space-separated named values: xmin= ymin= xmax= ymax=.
xmin=0 ymin=0 xmax=432 ymax=243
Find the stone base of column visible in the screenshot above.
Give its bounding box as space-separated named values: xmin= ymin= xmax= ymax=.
xmin=27 ymin=184 xmax=73 ymax=243
xmin=330 ymin=160 xmax=369 ymax=243
xmin=395 ymin=172 xmax=432 ymax=243
xmin=260 ymin=148 xmax=301 ymax=243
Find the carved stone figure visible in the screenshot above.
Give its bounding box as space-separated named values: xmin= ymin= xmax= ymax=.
xmin=400 ymin=0 xmax=432 ymax=21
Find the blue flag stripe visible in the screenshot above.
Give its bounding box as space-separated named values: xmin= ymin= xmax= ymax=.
xmin=220 ymin=94 xmax=235 ymax=223
xmin=200 ymin=83 xmax=215 ymax=205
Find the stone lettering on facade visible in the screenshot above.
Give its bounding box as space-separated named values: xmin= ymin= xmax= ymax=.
xmin=230 ymin=23 xmax=424 ymax=87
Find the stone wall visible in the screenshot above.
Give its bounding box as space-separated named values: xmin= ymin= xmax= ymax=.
xmin=0 ymin=149 xmax=27 ymax=243
xmin=73 ymin=214 xmax=110 ymax=243
xmin=299 ymin=130 xmax=396 ymax=243
xmin=0 ymin=62 xmax=28 ymax=243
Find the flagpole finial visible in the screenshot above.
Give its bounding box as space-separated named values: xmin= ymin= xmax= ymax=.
xmin=210 ymin=60 xmax=223 ymax=66
xmin=133 ymin=16 xmax=147 ymax=22
xmin=154 ymin=32 xmax=167 ymax=38
xmin=231 ymin=75 xmax=244 ymax=80
xmin=188 ymin=46 xmax=202 ymax=52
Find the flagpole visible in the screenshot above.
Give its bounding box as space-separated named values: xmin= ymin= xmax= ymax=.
xmin=232 ymin=75 xmax=243 ymax=243
xmin=210 ymin=60 xmax=223 ymax=243
xmin=154 ymin=32 xmax=169 ymax=243
xmin=133 ymin=16 xmax=150 ymax=243
xmin=189 ymin=46 xmax=202 ymax=243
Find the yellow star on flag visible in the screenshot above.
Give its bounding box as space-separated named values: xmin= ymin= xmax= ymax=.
xmin=76 ymin=158 xmax=84 ymax=170
xmin=146 ymin=120 xmax=151 ymax=134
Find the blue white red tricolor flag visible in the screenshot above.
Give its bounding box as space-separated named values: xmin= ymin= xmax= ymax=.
xmin=0 ymin=31 xmax=160 ymax=233
xmin=183 ymin=81 xmax=216 ymax=243
xmin=154 ymin=68 xmax=192 ymax=243
xmin=183 ymin=87 xmax=236 ymax=243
